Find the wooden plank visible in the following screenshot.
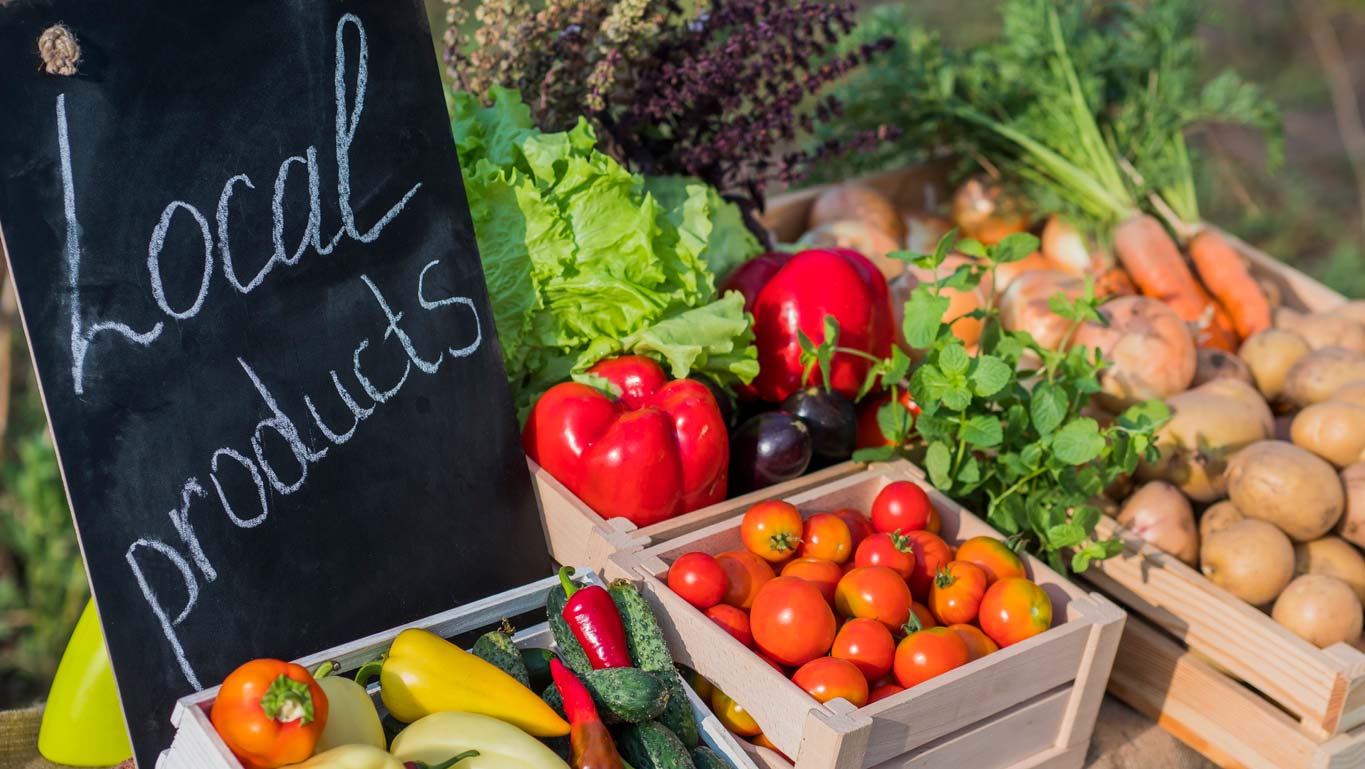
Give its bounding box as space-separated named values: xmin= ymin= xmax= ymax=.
xmin=1054 ymin=597 xmax=1128 ymax=751
xmin=870 ymin=688 xmax=1074 ymax=769
xmin=531 ymin=459 xmax=648 ymax=569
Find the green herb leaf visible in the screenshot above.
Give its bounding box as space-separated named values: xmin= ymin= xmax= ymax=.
xmin=1053 ymin=418 xmax=1105 ymax=465
xmin=961 ymin=414 xmax=1003 ymax=448
xmin=971 ymin=355 xmax=1011 ymax=397
xmin=904 ymin=288 xmax=951 ymax=349
xmin=939 ymin=344 xmax=970 ymax=376
xmin=1030 ymin=381 xmax=1068 ymax=435
xmin=853 ymin=445 xmax=897 ymax=463
xmin=925 ymin=442 xmax=953 ymax=489
xmin=992 ymin=233 xmax=1040 ymax=264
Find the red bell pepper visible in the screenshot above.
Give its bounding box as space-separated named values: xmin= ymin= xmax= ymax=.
xmin=722 ymin=248 xmax=894 ymax=403
xmin=559 ymin=566 xmax=632 ymax=669
xmin=523 ymin=357 xmax=728 ymax=526
xmin=550 ymin=658 xmax=624 ymax=769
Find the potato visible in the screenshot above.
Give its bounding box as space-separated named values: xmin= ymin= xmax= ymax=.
xmin=904 ymin=212 xmax=952 ymax=256
xmin=809 ymin=183 xmax=906 ymax=243
xmin=904 ymin=255 xmax=993 ymax=348
xmin=1201 ymin=519 xmax=1295 ymax=605
xmin=1136 ymin=380 xmax=1273 ymax=502
xmin=1330 ymin=380 xmax=1365 ymax=408
xmin=1291 ymin=401 xmax=1365 ymax=467
xmin=1336 ymin=463 xmax=1365 ymax=549
xmin=1294 ymin=537 xmax=1365 ymax=603
xmin=1282 ymin=347 xmax=1365 ymax=407
xmin=1239 ymin=328 xmax=1310 ymax=401
xmin=1276 ymin=308 xmax=1365 ymax=353
xmin=1226 ymin=440 xmax=1345 ymax=541
xmin=994 ymin=253 xmax=1063 ymax=296
xmin=1272 ymin=574 xmax=1363 ymax=648
xmin=1071 ymin=296 xmax=1197 ymax=411
xmin=1192 ymin=348 xmax=1254 ymax=388
xmin=1117 ymin=481 xmax=1199 ymax=566
xmin=1331 ymin=300 xmax=1365 ymax=327
xmin=999 ymin=270 xmax=1085 ymax=350
xmin=797 ymin=220 xmax=903 ymax=280
xmin=1199 ymin=500 xmax=1244 ymax=541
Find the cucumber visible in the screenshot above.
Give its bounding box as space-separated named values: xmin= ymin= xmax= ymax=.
xmin=691 ymin=746 xmax=730 ymax=769
xmin=547 ymin=581 xmax=593 ymax=676
xmin=610 ymin=580 xmax=700 ymax=749
xmin=521 ymin=646 xmax=556 ymax=692
xmin=541 ymin=667 xmax=670 ymax=724
xmin=471 ymin=630 xmax=530 ymax=687
xmin=617 ymin=721 xmax=697 ymax=769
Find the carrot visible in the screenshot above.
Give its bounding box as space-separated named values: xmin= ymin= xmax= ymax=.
xmin=1188 ymin=229 xmax=1272 ymax=340
xmin=1113 ymin=215 xmax=1239 ymax=351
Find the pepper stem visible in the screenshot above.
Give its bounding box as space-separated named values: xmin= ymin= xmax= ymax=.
xmin=407 ymin=750 xmax=480 ymax=769
xmin=354 ymin=656 xmax=385 ymax=689
xmin=259 ymin=675 xmax=315 ymax=725
xmin=312 ymin=660 xmax=337 ymax=680
xmin=559 ymin=566 xmax=579 ymax=598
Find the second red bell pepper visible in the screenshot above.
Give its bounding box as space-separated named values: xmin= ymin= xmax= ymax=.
xmin=559 ymin=567 xmax=631 ymax=670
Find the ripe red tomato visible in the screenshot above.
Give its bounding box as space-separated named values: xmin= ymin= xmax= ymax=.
xmin=834 ymin=566 xmax=911 ymax=631
xmin=955 ymin=536 xmax=1027 ymax=585
xmin=667 ymin=552 xmax=728 ymax=609
xmin=797 ymin=513 xmax=853 ymax=563
xmin=750 ymin=577 xmax=837 ymax=666
xmin=780 ymin=557 xmax=844 ymax=604
xmin=705 ymin=603 xmax=754 ymax=647
xmin=791 ymin=657 xmax=869 ymax=707
xmin=855 ymin=390 xmax=921 ymax=448
xmin=906 ymin=601 xmax=937 ymax=633
xmin=926 ymin=506 xmax=941 ymax=534
xmin=870 ymin=481 xmax=933 ymax=534
xmin=833 ymin=508 xmax=876 ymax=550
xmin=711 ymin=688 xmax=761 ymax=737
xmin=831 ymin=617 xmax=895 ymax=680
xmin=716 ymin=550 xmax=775 ymax=610
xmin=905 ymin=531 xmax=952 ymax=601
xmin=853 ymin=531 xmax=916 ymax=579
xmin=867 ymin=682 xmax=905 ymax=704
xmin=928 ymin=561 xmax=989 ymax=626
xmin=979 ymin=578 xmax=1053 ymax=647
xmin=948 ymin=624 xmax=999 ymax=661
xmin=893 ymin=627 xmax=969 ymax=688
xmin=741 ymin=501 xmax=804 ymax=563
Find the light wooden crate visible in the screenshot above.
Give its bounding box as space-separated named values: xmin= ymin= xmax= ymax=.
xmin=157 ymin=570 xmax=761 ymax=769
xmin=761 ymin=164 xmax=1360 ymax=769
xmin=609 ymin=460 xmax=1125 ymax=769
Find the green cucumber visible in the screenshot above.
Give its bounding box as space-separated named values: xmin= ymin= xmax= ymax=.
xmin=521 ymin=646 xmax=556 ymax=692
xmin=547 ymin=580 xmax=594 ymax=676
xmin=541 ymin=667 xmax=670 ymax=724
xmin=471 ymin=629 xmax=530 ymax=687
xmin=691 ymin=746 xmax=730 ymax=769
xmin=617 ymin=722 xmax=697 ymax=769
xmin=610 ymin=580 xmax=700 ymax=749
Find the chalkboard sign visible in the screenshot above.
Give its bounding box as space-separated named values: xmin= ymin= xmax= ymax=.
xmin=0 ymin=1 xmax=551 ymax=763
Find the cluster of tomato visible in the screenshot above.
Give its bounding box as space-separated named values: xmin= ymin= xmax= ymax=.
xmin=666 ymin=481 xmax=1054 ymax=741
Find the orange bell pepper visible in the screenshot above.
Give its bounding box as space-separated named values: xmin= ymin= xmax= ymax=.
xmin=210 ymin=659 xmax=330 ymax=769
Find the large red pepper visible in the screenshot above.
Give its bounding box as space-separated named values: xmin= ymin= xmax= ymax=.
xmin=551 ymin=658 xmax=624 ymax=769
xmin=722 ymin=248 xmax=893 ymax=403
xmin=523 ymin=356 xmax=728 ymax=526
xmin=559 ymin=567 xmax=632 ymax=669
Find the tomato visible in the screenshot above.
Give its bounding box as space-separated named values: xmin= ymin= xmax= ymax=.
xmin=905 ymin=601 xmax=937 ymax=633
xmin=948 ymin=624 xmax=999 ymax=661
xmin=852 ymin=531 xmax=916 ymax=579
xmin=833 ymin=508 xmax=876 ymax=550
xmin=756 ymin=651 xmax=789 ymax=674
xmin=834 ymin=566 xmax=911 ymax=632
xmin=780 ymin=557 xmax=844 ymax=604
xmin=830 ymin=617 xmax=895 ymax=680
xmin=716 ymin=550 xmax=776 ymax=609
xmin=870 ymin=481 xmax=933 ymax=534
xmin=979 ymin=578 xmax=1053 ymax=647
xmin=893 ymin=627 xmax=969 ymax=688
xmin=928 ymin=561 xmax=988 ymax=626
xmin=667 ymin=552 xmax=728 ymax=609
xmin=791 ymin=657 xmax=869 ymax=708
xmin=855 ymin=390 xmax=921 ymax=448
xmin=955 ymin=536 xmax=1027 ymax=585
xmin=705 ymin=604 xmax=754 ymax=647
xmin=752 ymin=732 xmax=791 ymax=761
xmin=711 ymin=688 xmax=761 ymax=737
xmin=926 ymin=506 xmax=941 ymax=534
xmin=741 ymin=501 xmax=804 ymax=562
xmin=867 ymin=682 xmax=905 ymax=704
xmin=750 ymin=577 xmax=837 ymax=666
xmin=686 ymin=668 xmax=715 ymax=702
xmin=797 ymin=513 xmax=853 ymax=563
xmin=904 ymin=531 xmax=952 ymax=601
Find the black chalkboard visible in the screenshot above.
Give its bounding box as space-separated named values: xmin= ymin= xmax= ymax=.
xmin=0 ymin=2 xmax=551 ymax=764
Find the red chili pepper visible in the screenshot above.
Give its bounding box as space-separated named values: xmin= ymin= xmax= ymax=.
xmin=559 ymin=567 xmax=632 ymax=669
xmin=551 ymin=658 xmax=624 ymax=769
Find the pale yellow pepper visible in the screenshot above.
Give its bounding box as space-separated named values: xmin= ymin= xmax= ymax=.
xmin=291 ymin=743 xmax=477 ymax=769
xmin=313 ymin=662 xmax=386 ymax=752
xmin=391 ymin=712 xmax=570 ymax=769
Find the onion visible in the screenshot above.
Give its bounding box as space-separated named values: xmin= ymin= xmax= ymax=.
xmin=1000 ymin=270 xmax=1086 ymax=350
xmin=797 ymin=220 xmax=903 ymax=280
xmin=951 ymin=176 xmax=1029 ymax=246
xmin=808 ymin=183 xmax=906 ymax=243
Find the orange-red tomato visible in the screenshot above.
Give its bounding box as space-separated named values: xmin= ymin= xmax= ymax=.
xmin=905 ymin=531 xmax=953 ymax=601
xmin=926 ymin=506 xmax=941 ymax=534
xmin=855 ymin=390 xmax=921 ymax=448
xmin=791 ymin=656 xmax=869 ymax=708
xmin=979 ymin=578 xmax=1053 ymax=647
xmin=797 ymin=513 xmax=853 ymax=563
xmin=834 ymin=566 xmax=911 ymax=631
xmin=853 ymin=530 xmax=917 ymax=579
xmin=756 ymin=651 xmax=789 ymax=674
xmin=716 ymin=550 xmax=775 ymax=609
xmin=780 ymin=557 xmax=844 ymax=604
xmin=831 ymin=617 xmax=895 ymax=680
xmin=833 ymin=508 xmax=877 ymax=551
xmin=893 ymin=627 xmax=969 ymax=688
xmin=750 ymin=577 xmax=837 ymax=666
xmin=906 ymin=601 xmax=938 ymax=633
xmin=705 ymin=603 xmax=754 ymax=647
xmin=948 ymin=624 xmax=999 ymax=661
xmin=928 ymin=561 xmax=989 ymax=626
xmin=668 ymin=552 xmax=729 ymax=609
xmin=955 ymin=536 xmax=1027 ymax=585
xmin=867 ymin=682 xmax=905 ymax=704
xmin=741 ymin=501 xmax=804 ymax=562
xmin=711 ymin=688 xmax=761 ymax=737
xmin=870 ymin=481 xmax=933 ymax=534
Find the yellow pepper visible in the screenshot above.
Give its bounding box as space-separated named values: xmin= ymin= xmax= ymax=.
xmin=291 ymin=743 xmax=477 ymax=769
xmin=313 ymin=662 xmax=386 ymax=752
xmin=369 ymin=629 xmax=569 ymax=737
xmin=391 ymin=712 xmax=570 ymax=769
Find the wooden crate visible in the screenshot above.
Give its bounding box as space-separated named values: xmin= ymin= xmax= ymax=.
xmin=157 ymin=570 xmax=761 ymax=769
xmin=610 ymin=459 xmax=1126 ymax=769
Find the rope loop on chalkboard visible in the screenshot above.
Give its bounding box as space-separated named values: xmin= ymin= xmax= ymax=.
xmin=38 ymin=24 xmax=80 ymax=76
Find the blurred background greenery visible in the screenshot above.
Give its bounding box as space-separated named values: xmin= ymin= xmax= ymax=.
xmin=0 ymin=0 xmax=1363 ymax=709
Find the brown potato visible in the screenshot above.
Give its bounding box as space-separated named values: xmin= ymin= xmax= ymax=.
xmin=809 ymin=183 xmax=906 ymax=243
xmin=1276 ymin=308 xmax=1365 ymax=353
xmin=904 ymin=213 xmax=953 ymax=256
xmin=1193 ymin=348 xmax=1255 ymax=388
xmin=1272 ymin=574 xmax=1363 ymax=648
xmin=1227 ymin=440 xmax=1345 ymax=541
xmin=1199 ymin=500 xmax=1244 ymax=541
xmin=1136 ymin=380 xmax=1273 ymax=502
xmin=1331 ymin=300 xmax=1365 ymax=328
xmin=797 ymin=220 xmax=904 ymax=280
xmin=1118 ymin=481 xmax=1199 ymax=566
xmin=1071 ymin=296 xmax=1197 ymax=411
xmin=1282 ymin=347 xmax=1365 ymax=408
xmin=1239 ymin=328 xmax=1311 ymax=401
xmin=1330 ymin=380 xmax=1365 ymax=408
xmin=999 ymin=270 xmax=1085 ymax=350
xmin=1294 ymin=537 xmax=1365 ymax=602
xmin=1291 ymin=401 xmax=1365 ymax=467
xmin=1201 ymin=519 xmax=1296 ymax=605
xmin=1336 ymin=463 xmax=1365 ymax=549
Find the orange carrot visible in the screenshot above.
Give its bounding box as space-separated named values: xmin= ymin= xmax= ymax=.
xmin=1113 ymin=215 xmax=1239 ymax=351
xmin=1188 ymin=229 xmax=1272 ymax=340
